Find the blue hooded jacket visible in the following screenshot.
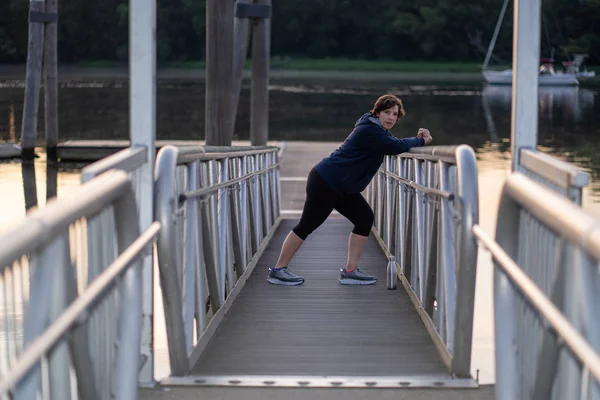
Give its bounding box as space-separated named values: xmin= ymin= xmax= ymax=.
xmin=314 ymin=113 xmax=425 ymax=195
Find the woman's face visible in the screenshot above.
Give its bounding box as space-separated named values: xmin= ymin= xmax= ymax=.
xmin=377 ymin=105 xmax=399 ymax=130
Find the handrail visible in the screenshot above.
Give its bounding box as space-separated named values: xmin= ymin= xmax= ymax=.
xmin=0 ymin=172 xmax=134 ymax=267
xmin=81 ymin=146 xmax=148 ymax=183
xmin=0 ymin=170 xmax=159 ymax=400
xmin=79 ymin=144 xmax=155 ymax=383
xmin=473 ymin=225 xmax=600 ymax=384
xmin=0 ymin=222 xmax=161 ymax=395
xmin=154 ymin=144 xmax=281 ymax=376
xmin=368 ymin=144 xmax=479 ymax=378
xmin=499 ymin=172 xmax=600 ymax=259
xmin=519 ymin=148 xmax=589 ymax=204
xmin=520 ymin=149 xmax=589 ymax=189
xmin=474 ymin=171 xmax=600 ymax=400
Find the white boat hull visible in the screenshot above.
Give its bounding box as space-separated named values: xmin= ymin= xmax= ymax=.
xmin=483 ymin=70 xmax=579 ymax=86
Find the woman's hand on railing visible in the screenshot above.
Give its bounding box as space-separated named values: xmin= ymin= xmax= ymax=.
xmin=417 ymin=128 xmax=433 ymax=145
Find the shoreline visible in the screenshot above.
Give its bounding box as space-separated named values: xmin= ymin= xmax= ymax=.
xmin=0 ymin=64 xmax=484 ymax=82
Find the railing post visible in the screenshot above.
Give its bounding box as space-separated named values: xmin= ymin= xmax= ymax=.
xmin=384 ymin=156 xmax=393 ymax=250
xmin=451 ymin=146 xmax=479 ymax=377
xmin=240 ymin=155 xmax=251 ymax=264
xmin=184 ymin=161 xmax=200 ymax=352
xmin=249 ymin=155 xmax=262 ymax=252
xmin=395 ymin=158 xmax=407 ymax=273
xmin=229 ymin=157 xmax=246 ymax=277
xmin=154 ymin=146 xmax=189 ymax=376
xmin=207 ymin=160 xmax=224 ymax=304
xmin=16 ymin=254 xmax=53 ymax=399
xmin=200 ymin=161 xmax=224 ymax=313
xmin=47 ymin=236 xmax=74 ymax=400
xmin=412 ymin=159 xmax=426 ymax=301
xmin=270 ymin=151 xmax=280 ymax=221
xmin=193 ymin=162 xmax=209 ymax=335
xmin=439 ymin=162 xmax=457 ymax=350
xmin=219 ymin=158 xmax=236 ymax=294
xmin=493 ymin=181 xmax=523 ymax=399
xmin=259 ymin=154 xmax=271 ymax=234
xmin=112 ymin=182 xmax=144 ymax=400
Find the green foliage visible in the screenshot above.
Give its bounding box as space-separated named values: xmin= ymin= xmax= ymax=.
xmin=0 ymin=0 xmax=598 ymax=65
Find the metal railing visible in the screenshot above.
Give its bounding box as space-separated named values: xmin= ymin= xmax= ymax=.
xmin=0 ymin=170 xmax=160 ymax=400
xmin=366 ymin=145 xmax=479 ymax=378
xmin=519 ymin=148 xmax=589 ymax=204
xmin=80 ymin=145 xmax=155 ymax=382
xmin=473 ymin=172 xmax=600 ymax=400
xmin=154 ymin=145 xmax=281 ymax=376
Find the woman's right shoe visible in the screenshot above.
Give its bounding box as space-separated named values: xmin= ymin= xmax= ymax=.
xmin=267 ymin=266 xmax=305 ymax=285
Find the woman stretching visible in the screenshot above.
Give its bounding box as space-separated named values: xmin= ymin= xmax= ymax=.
xmin=268 ymin=94 xmax=433 ymax=285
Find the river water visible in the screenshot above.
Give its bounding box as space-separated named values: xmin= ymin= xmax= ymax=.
xmin=1 ymin=76 xmax=600 ymax=385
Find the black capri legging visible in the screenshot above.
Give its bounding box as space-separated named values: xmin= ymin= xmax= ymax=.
xmin=292 ymin=167 xmax=374 ymax=240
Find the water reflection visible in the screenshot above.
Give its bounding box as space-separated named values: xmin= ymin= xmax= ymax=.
xmin=481 ymin=85 xmax=596 ymax=126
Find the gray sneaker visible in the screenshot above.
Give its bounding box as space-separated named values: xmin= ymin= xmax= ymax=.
xmin=339 ymin=267 xmax=377 ymax=285
xmin=267 ymin=266 xmax=305 ymax=286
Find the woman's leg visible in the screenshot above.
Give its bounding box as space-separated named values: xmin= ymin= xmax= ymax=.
xmin=269 ymin=168 xmax=336 ymax=282
xmin=335 ymin=193 xmax=375 ymax=280
xmin=273 ymin=230 xmax=305 ymax=268
xmin=345 ymin=232 xmax=369 ymax=271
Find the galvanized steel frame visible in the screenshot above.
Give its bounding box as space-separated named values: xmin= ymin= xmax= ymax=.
xmin=367 ymin=145 xmax=479 ymax=379
xmin=0 ymin=170 xmax=160 ymax=399
xmin=474 ymin=172 xmax=600 ymax=400
xmin=154 ymin=144 xmax=281 ymax=376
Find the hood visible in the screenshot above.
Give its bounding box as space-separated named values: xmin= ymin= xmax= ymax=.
xmin=355 ymin=113 xmax=377 ymax=127
xmin=355 ymin=112 xmax=385 ymax=130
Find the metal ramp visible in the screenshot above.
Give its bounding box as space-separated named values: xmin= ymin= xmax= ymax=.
xmin=163 ymin=218 xmax=475 ymax=388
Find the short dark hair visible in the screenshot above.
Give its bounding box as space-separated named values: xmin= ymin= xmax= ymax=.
xmin=370 ymin=94 xmax=406 ymax=120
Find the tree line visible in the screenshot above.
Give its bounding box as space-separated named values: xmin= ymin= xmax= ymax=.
xmin=1 ymin=0 xmax=599 ymax=65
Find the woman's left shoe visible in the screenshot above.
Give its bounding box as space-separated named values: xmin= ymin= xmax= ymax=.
xmin=339 ymin=267 xmax=377 ymax=285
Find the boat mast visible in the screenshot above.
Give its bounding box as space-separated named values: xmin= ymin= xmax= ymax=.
xmin=482 ymin=0 xmax=510 ymax=70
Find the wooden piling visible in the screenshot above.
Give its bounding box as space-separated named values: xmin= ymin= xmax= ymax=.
xmin=21 ymin=161 xmax=38 ymax=210
xmin=232 ymin=0 xmax=253 ymax=136
xmin=205 ymin=0 xmax=234 ymax=146
xmin=46 ymin=160 xmax=57 ymax=199
xmin=44 ymin=0 xmax=59 ymax=161
xmin=20 ymin=0 xmax=46 ymax=160
xmin=250 ymin=0 xmax=270 ymax=146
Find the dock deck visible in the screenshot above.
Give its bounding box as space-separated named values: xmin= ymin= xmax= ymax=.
xmin=190 ymin=217 xmax=448 ymax=377
xmin=140 ymin=141 xmax=493 ymax=399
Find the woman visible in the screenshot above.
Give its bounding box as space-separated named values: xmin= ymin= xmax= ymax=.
xmin=268 ymin=94 xmax=433 ymax=286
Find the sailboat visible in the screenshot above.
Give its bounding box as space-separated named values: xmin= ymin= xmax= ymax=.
xmin=482 ymin=0 xmax=594 ymax=86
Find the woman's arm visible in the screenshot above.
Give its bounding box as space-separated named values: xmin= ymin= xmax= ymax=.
xmin=356 ymin=126 xmax=427 ymax=155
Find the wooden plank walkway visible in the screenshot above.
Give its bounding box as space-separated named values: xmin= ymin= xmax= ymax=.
xmin=192 ymin=218 xmax=447 ymax=377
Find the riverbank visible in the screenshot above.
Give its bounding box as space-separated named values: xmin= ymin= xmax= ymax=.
xmin=0 ymin=64 xmax=485 ymax=83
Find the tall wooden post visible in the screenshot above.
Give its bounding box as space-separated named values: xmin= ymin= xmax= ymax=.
xmin=21 ymin=162 xmax=38 ymax=210
xmin=46 ymin=158 xmax=57 ymax=199
xmin=231 ymin=0 xmax=253 ymax=136
xmin=44 ymin=0 xmax=59 ymax=161
xmin=205 ymin=0 xmax=234 ymax=146
xmin=250 ymin=0 xmax=271 ymax=146
xmin=20 ymin=0 xmax=46 ymax=160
